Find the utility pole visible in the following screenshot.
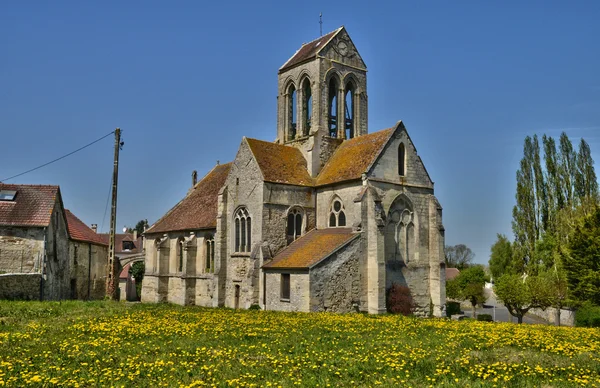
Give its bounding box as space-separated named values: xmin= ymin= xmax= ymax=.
xmin=106 ymin=128 xmax=122 ymax=300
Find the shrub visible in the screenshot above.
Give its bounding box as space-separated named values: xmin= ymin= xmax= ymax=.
xmin=386 ymin=284 xmax=414 ymax=315
xmin=248 ymin=304 xmax=261 ymax=311
xmin=477 ymin=314 xmax=493 ymax=322
xmin=446 ymin=301 xmax=462 ymax=317
xmin=575 ymin=302 xmax=600 ymax=327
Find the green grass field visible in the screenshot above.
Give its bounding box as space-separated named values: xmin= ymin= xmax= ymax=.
xmin=0 ymin=301 xmax=598 ymax=387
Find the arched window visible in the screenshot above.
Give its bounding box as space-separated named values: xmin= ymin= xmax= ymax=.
xmin=302 ymin=79 xmax=312 ymax=136
xmin=288 ymin=84 xmax=297 ymax=141
xmin=287 ymin=207 xmax=304 ymax=243
xmin=328 ymin=77 xmax=339 ymax=137
xmin=329 ymin=198 xmax=346 ymax=227
xmin=398 ymin=143 xmax=406 ymax=176
xmin=205 ymin=235 xmax=215 ymax=273
xmin=344 ymin=82 xmax=355 ymax=139
xmin=177 ymin=237 xmax=185 ymax=272
xmin=234 ymin=207 xmax=251 ymax=253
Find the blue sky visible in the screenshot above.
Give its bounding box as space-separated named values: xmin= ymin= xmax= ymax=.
xmin=1 ymin=1 xmax=599 ymax=264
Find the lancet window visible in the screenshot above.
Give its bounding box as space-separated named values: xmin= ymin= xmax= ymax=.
xmin=287 ymin=207 xmax=304 ymax=243
xmin=205 ymin=235 xmax=215 ymax=272
xmin=302 ymin=78 xmax=312 ymax=135
xmin=398 ymin=143 xmax=406 ymax=176
xmin=288 ymin=84 xmax=297 ymax=141
xmin=328 ymin=77 xmax=339 ymax=137
xmin=344 ymin=81 xmax=356 ymax=139
xmin=234 ymin=207 xmax=252 ymax=253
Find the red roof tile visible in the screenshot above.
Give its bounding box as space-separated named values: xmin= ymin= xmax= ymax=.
xmin=146 ymin=163 xmax=232 ymax=234
xmin=246 ymin=138 xmax=314 ymax=186
xmin=279 ymin=27 xmax=342 ymax=72
xmin=263 ymin=228 xmax=358 ymax=269
xmin=0 ymin=184 xmax=59 ymax=227
xmin=119 ymin=263 xmax=131 ymax=279
xmin=65 ymin=209 xmax=107 ymax=246
xmin=316 ymin=128 xmax=394 ymax=186
xmin=97 ymin=233 xmax=143 ymax=254
xmin=446 ymin=268 xmax=460 ymax=281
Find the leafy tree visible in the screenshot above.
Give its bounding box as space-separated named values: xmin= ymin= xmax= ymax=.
xmin=564 ymin=206 xmax=600 ymax=305
xmin=494 ymin=273 xmax=553 ymax=324
xmin=127 ymin=219 xmax=148 ymax=236
xmin=130 ymin=261 xmax=145 ymax=300
xmin=444 ymin=244 xmax=475 ymax=270
xmin=446 ymin=266 xmax=487 ymax=319
xmin=489 ymin=234 xmax=513 ymax=280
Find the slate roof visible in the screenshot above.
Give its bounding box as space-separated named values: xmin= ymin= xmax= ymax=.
xmin=263 ymin=228 xmax=358 ymax=269
xmin=246 ymin=138 xmax=314 ymax=187
xmin=0 ymin=184 xmax=60 ymax=227
xmin=146 ymin=163 xmax=232 ymax=234
xmin=316 ymin=127 xmax=395 ymax=186
xmin=65 ymin=209 xmax=107 ymax=246
xmin=279 ymin=27 xmax=342 ymax=72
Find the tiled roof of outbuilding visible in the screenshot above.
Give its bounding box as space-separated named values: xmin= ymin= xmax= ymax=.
xmin=0 ymin=184 xmax=59 ymax=227
xmin=65 ymin=209 xmax=107 ymax=246
xmin=263 ymin=228 xmax=358 ymax=269
xmin=279 ymin=27 xmax=342 ymax=72
xmin=316 ymin=128 xmax=395 ymax=186
xmin=246 ymin=138 xmax=314 ymax=186
xmin=146 ymin=163 xmax=232 ymax=234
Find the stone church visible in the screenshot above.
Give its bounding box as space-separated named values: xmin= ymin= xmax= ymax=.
xmin=141 ymin=27 xmax=446 ymax=316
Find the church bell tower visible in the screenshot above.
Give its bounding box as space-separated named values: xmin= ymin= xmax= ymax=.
xmin=276 ymin=26 xmax=368 ymax=177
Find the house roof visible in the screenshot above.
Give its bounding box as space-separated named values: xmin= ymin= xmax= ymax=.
xmin=146 ymin=162 xmax=232 ymax=234
xmin=316 ymin=127 xmax=395 ymax=186
xmin=65 ymin=209 xmax=107 ymax=246
xmin=0 ymin=184 xmax=60 ymax=227
xmin=263 ymin=228 xmax=358 ymax=269
xmin=446 ymin=268 xmax=460 ymax=281
xmin=246 ymin=138 xmax=314 ymax=186
xmin=119 ymin=263 xmax=131 ymax=279
xmin=279 ymin=27 xmax=342 ymax=73
xmin=98 ymin=233 xmax=143 ymax=254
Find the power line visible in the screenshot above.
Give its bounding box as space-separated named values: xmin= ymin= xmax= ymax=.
xmin=0 ymin=130 xmax=115 ymax=182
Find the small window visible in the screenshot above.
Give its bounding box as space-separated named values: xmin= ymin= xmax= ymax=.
xmin=281 ymin=273 xmax=290 ymax=300
xmin=286 ymin=207 xmax=303 ymax=243
xmin=122 ymin=240 xmax=135 ymax=251
xmin=0 ymin=190 xmax=16 ymax=201
xmin=398 ymin=143 xmax=406 ymax=176
xmin=329 ymin=199 xmax=346 ymax=227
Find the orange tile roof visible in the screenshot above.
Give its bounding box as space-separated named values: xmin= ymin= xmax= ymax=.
xmin=279 ymin=27 xmax=342 ymax=72
xmin=0 ymin=184 xmax=59 ymax=227
xmin=98 ymin=233 xmax=143 ymax=254
xmin=316 ymin=128 xmax=394 ymax=186
xmin=446 ymin=268 xmax=460 ymax=281
xmin=246 ymin=138 xmax=314 ymax=186
xmin=146 ymin=163 xmax=232 ymax=234
xmin=65 ymin=209 xmax=107 ymax=246
xmin=263 ymin=228 xmax=358 ymax=269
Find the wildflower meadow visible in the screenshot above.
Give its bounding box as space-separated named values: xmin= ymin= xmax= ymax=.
xmin=0 ymin=301 xmax=598 ymax=387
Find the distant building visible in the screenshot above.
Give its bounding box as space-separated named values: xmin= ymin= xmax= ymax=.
xmin=64 ymin=210 xmax=108 ymax=299
xmin=445 ymin=268 xmax=460 ymax=282
xmin=142 ymin=27 xmax=446 ymax=316
xmin=98 ymin=232 xmax=144 ymax=301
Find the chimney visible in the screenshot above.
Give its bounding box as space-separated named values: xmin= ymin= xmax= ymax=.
xmin=192 ymin=170 xmax=198 ymax=187
xmin=133 ymin=230 xmax=138 ymax=241
xmin=91 ymin=224 xmax=97 ymax=233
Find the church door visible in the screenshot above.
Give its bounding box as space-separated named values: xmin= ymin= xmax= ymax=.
xmin=234 ymin=285 xmax=240 ymax=309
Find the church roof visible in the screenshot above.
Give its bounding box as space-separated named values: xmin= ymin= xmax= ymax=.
xmin=146 ymin=163 xmax=232 ymax=234
xmin=316 ymin=127 xmax=395 ymax=186
xmin=246 ymin=138 xmax=314 ymax=187
xmin=0 ymin=184 xmax=60 ymax=227
xmin=65 ymin=209 xmax=107 ymax=246
xmin=263 ymin=228 xmax=358 ymax=269
xmin=279 ymin=27 xmax=343 ymax=73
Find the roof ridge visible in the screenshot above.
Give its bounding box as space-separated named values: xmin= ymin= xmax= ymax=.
xmin=301 ymin=26 xmax=343 ymax=47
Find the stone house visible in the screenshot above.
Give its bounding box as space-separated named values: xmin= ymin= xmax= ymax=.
xmin=64 ymin=209 xmax=108 ymax=300
xmin=142 ymin=27 xmax=446 ymax=315
xmin=0 ymin=184 xmax=70 ymax=300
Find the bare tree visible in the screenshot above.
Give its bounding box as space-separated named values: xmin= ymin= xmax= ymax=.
xmin=445 ymin=244 xmax=475 ymax=269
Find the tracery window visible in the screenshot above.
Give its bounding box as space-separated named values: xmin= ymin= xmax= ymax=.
xmin=234 ymin=207 xmax=252 ymax=253
xmin=389 ymin=199 xmax=415 ymax=263
xmin=302 ymin=78 xmax=312 ymax=135
xmin=205 ymin=235 xmax=215 ymax=272
xmin=287 ymin=207 xmax=303 ymax=243
xmin=328 ymin=199 xmax=346 ymax=227
xmin=398 ymin=143 xmax=406 ymax=176
xmin=328 ymin=77 xmax=339 ymax=137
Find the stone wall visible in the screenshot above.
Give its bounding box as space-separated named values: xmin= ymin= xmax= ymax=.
xmin=264 ymin=270 xmax=310 ymax=312
xmin=0 ymin=273 xmax=42 ymax=300
xmin=43 ymin=199 xmax=70 ymax=300
xmin=69 ymin=241 xmax=107 ymax=300
xmin=529 ymin=307 xmax=575 ymax=327
xmin=316 ymin=182 xmax=363 ymax=229
xmin=0 ymin=226 xmax=45 ymax=273
xmin=309 ymin=235 xmax=362 ymax=312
